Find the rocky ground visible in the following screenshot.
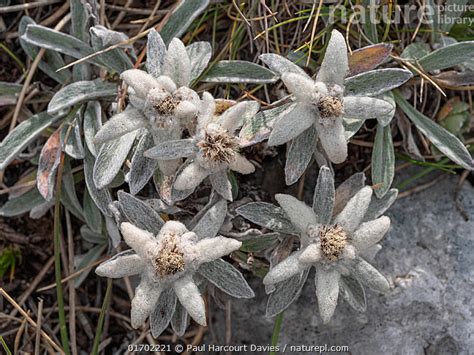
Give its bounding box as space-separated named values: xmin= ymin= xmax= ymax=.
xmin=206 ymin=173 xmax=474 ymax=355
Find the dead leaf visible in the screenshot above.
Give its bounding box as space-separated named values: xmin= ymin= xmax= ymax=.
xmin=37 ymin=128 xmax=62 ymax=201
xmin=348 ymin=43 xmax=393 ymax=77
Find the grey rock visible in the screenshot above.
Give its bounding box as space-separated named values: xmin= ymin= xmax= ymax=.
xmin=206 ymin=176 xmax=474 ymax=354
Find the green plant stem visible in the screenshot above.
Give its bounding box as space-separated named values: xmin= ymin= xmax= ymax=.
xmin=269 ymin=312 xmax=284 ymax=355
xmin=54 ymin=152 xmax=71 ymax=355
xmin=91 ymin=278 xmax=113 ymax=355
xmin=0 ymin=336 xmax=12 ymax=355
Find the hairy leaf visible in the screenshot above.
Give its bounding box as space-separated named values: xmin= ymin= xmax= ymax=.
xmin=285 ymin=126 xmax=316 ymax=185
xmin=418 ymin=41 xmax=474 ymax=72
xmin=48 ymin=80 xmax=116 ymax=115
xmin=236 ymin=202 xmax=295 ymax=235
xmin=198 ymin=259 xmax=255 ymax=298
xmin=118 ymin=191 xmax=164 ymax=235
xmin=187 ymin=41 xmax=212 ymax=82
xmin=202 ymin=60 xmax=278 ymax=83
xmin=0 ymin=111 xmax=62 ymax=170
xmin=93 ymin=130 xmax=137 ymax=189
xmin=394 ymin=90 xmax=474 ymax=170
xmin=0 ymin=188 xmax=46 ymax=217
xmin=372 ymin=123 xmax=395 ymax=198
xmin=160 ymin=0 xmax=210 ymax=44
xmin=239 ymin=103 xmax=295 ymax=147
xmin=84 ymin=145 xmax=112 ymax=217
xmin=128 ymin=131 xmax=157 ymax=195
xmin=344 ymin=69 xmax=412 ymax=97
xmin=266 ymin=269 xmax=309 ymax=317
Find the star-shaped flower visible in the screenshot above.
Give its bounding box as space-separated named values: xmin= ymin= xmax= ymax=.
xmin=143 ymin=92 xmax=260 ymax=200
xmin=266 ymin=30 xmax=394 ymax=170
xmin=96 ymin=197 xmax=254 ymax=337
xmin=93 ymin=32 xmax=200 ymax=175
xmin=237 ymin=166 xmax=393 ymax=323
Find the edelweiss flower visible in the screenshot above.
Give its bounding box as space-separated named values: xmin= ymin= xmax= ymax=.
xmin=266 ymin=30 xmax=394 ymax=167
xmin=237 ymin=166 xmax=392 ymax=323
xmin=96 ymin=213 xmax=246 ymax=335
xmin=143 ymin=92 xmax=260 ymax=200
xmin=93 ymin=31 xmax=200 ymax=175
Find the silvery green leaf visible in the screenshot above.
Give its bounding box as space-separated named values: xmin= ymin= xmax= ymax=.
xmin=239 ymin=103 xmax=296 ymax=147
xmin=84 ymin=145 xmax=112 ymax=217
xmin=171 ymin=300 xmax=189 ymax=336
xmin=74 ymin=244 xmax=106 ymax=287
xmin=105 ymin=216 xmax=121 ymax=248
xmin=29 ymin=200 xmax=54 ymax=219
xmin=60 ymin=159 xmax=85 ymax=221
xmin=93 ymin=130 xmax=137 ymax=189
xmin=19 ymin=16 xmax=71 ymax=84
xmin=84 ymin=189 xmax=102 ymax=234
xmin=0 ymin=111 xmax=62 ymax=170
xmin=372 ymin=123 xmax=395 ymax=198
xmin=202 ymin=60 xmax=278 ymax=84
xmin=210 ymin=172 xmax=232 ymax=201
xmin=349 ymin=257 xmax=390 ymax=293
xmin=241 ymin=233 xmax=279 ymax=252
xmin=339 ymin=274 xmax=367 ymax=312
xmin=90 ymin=25 xmax=134 ymax=72
xmin=144 ymin=139 xmax=197 ymax=160
xmin=0 ymin=82 xmax=21 ymax=95
xmin=70 ymin=0 xmax=91 ymax=42
xmin=344 ymin=69 xmax=413 ymax=97
xmin=93 ymin=107 xmax=145 ymax=144
xmin=61 ymin=111 xmax=85 ymax=159
xmin=394 ymin=90 xmax=474 ymax=170
xmin=376 ymin=92 xmax=395 ymax=127
xmin=0 ymin=188 xmax=46 ymax=217
xmin=117 ymin=191 xmax=164 ymax=234
xmin=83 ymin=101 xmax=102 ymax=157
xmin=363 ymin=188 xmax=398 ymax=222
xmin=266 ymin=269 xmax=309 ymax=317
xmin=128 ymin=131 xmax=157 ymax=195
xmin=333 ymin=172 xmax=366 ymax=217
xmin=22 ymin=24 xmax=128 ymax=73
xmin=160 ymin=0 xmax=210 ymax=45
xmin=312 ymin=166 xmax=335 ymax=225
xmin=48 ymin=80 xmax=116 ymax=115
xmin=285 ymin=126 xmax=316 ymax=185
xmin=259 ymin=53 xmax=308 ymax=77
xmin=236 ymin=202 xmax=295 ymax=235
xmin=418 ymin=41 xmax=474 ymax=71
xmin=187 ymin=41 xmax=212 ymax=82
xmin=192 ymin=199 xmax=227 ymax=239
xmin=80 ymin=225 xmax=105 ymax=244
xmin=146 ymin=29 xmax=166 ymax=78
xmin=400 ymin=43 xmax=430 ymax=61
xmin=198 ymin=259 xmax=255 ymax=299
xmin=343 ymin=117 xmax=365 ymax=140
xmin=150 ymin=288 xmax=177 ymax=338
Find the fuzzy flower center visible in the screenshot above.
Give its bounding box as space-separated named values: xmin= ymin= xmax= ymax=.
xmin=154 ymin=95 xmax=179 ymax=116
xmin=318 ymin=96 xmax=343 ymax=118
xmin=319 ymin=225 xmax=347 ymax=261
xmin=154 ymin=235 xmax=185 ymax=276
xmin=197 ymin=128 xmax=239 ymax=164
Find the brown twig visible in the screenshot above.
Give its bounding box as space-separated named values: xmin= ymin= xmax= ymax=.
xmin=34 ymin=298 xmax=44 ymax=355
xmin=0 ymin=288 xmax=65 ymax=354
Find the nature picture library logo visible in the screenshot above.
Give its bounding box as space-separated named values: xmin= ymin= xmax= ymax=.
xmin=320 ymin=2 xmax=474 ymax=26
